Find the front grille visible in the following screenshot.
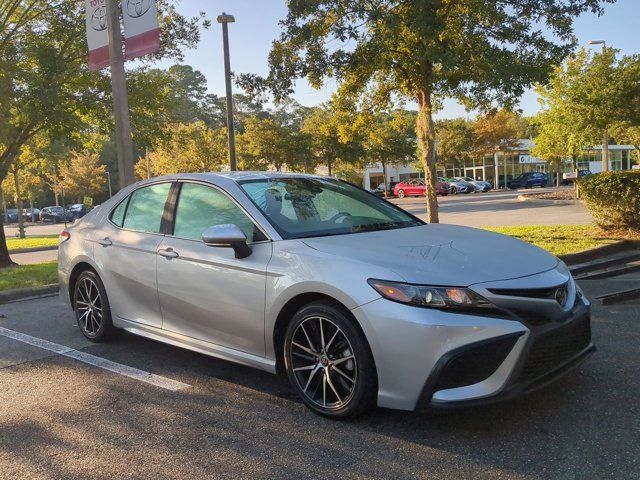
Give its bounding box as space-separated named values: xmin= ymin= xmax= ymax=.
xmin=489 ymin=283 xmax=567 ymax=300
xmin=520 ymin=315 xmax=591 ymax=382
xmin=434 ymin=334 xmax=521 ymax=391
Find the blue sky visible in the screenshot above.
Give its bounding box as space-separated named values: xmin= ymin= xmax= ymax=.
xmin=158 ymin=0 xmax=639 ymax=118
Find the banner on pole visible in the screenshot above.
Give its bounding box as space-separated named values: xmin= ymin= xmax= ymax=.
xmin=122 ymin=0 xmax=161 ymax=60
xmin=85 ymin=0 xmax=110 ymax=71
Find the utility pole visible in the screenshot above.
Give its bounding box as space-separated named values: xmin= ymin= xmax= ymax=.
xmin=588 ymin=40 xmax=609 ymax=172
xmin=217 ymin=13 xmax=237 ymax=171
xmin=106 ymin=171 xmax=113 ymax=198
xmin=145 ymin=147 xmax=151 ymax=179
xmin=107 ymin=0 xmax=136 ymax=188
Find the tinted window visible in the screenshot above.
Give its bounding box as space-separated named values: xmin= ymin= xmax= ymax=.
xmin=122 ymin=183 xmax=171 ymax=233
xmin=173 ymin=183 xmax=262 ymax=242
xmin=110 ymin=198 xmax=128 ymax=227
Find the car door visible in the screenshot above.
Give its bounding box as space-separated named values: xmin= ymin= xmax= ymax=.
xmin=156 ymin=181 xmax=272 ymax=357
xmin=93 ymin=182 xmax=172 ymax=329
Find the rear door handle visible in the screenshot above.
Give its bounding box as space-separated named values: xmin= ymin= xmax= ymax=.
xmin=158 ymin=248 xmax=179 ymax=259
xmin=98 ymin=238 xmax=112 ymax=247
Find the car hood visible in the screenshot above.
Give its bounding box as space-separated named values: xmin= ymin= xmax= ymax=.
xmin=302 ymin=225 xmax=558 ymax=286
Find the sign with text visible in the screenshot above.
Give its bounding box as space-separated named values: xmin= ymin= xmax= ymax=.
xmin=83 ymin=197 xmax=94 ymax=207
xmin=85 ymin=0 xmax=110 ymax=70
xmin=122 ymin=0 xmax=161 ymax=60
xmin=519 ymin=154 xmax=542 ymax=164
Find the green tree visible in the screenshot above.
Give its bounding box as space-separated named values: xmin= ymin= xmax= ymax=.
xmin=137 ymin=122 xmax=228 ymax=178
xmin=238 ymin=116 xmax=309 ymax=172
xmin=59 ymin=151 xmax=107 ymax=203
xmin=364 ymin=111 xmax=416 ymax=195
xmin=240 ymin=0 xmax=611 ymax=223
xmin=0 ymin=0 xmax=206 ymax=267
xmin=301 ymin=102 xmax=364 ymax=176
xmin=435 ymin=119 xmax=474 ymax=176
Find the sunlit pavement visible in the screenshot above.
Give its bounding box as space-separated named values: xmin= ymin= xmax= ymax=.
xmin=0 ymin=282 xmax=638 ymax=479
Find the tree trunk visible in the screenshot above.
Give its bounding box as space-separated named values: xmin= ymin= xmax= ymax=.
xmin=13 ymin=169 xmax=25 ymax=239
xmin=416 ymin=88 xmax=439 ymax=223
xmin=602 ymin=131 xmax=609 ymax=172
xmin=54 ymin=175 xmax=59 ymax=206
xmin=0 ymin=212 xmax=15 ymax=268
xmin=0 ymin=185 xmax=6 ymax=224
xmin=327 ymin=158 xmax=332 ymax=176
xmin=381 ymin=160 xmax=389 ymax=197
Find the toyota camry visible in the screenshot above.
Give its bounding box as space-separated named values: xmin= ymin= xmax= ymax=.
xmin=58 ymin=173 xmax=595 ymax=417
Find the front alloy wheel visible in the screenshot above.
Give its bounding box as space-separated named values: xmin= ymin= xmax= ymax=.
xmin=397 ymin=189 xmax=405 ymax=199
xmin=284 ymin=301 xmax=377 ymax=418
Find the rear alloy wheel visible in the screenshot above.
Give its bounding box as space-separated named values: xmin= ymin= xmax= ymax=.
xmin=74 ymin=270 xmax=114 ymax=342
xmin=451 ymin=186 xmax=457 ymax=195
xmin=284 ymin=301 xmax=377 ymax=418
xmin=397 ymin=189 xmax=405 ymax=199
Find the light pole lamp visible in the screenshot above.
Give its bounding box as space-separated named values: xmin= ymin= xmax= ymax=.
xmin=588 ymin=39 xmax=609 ymax=172
xmin=217 ymin=12 xmax=237 ymax=171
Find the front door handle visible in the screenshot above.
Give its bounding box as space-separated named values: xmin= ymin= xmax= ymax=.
xmin=98 ymin=237 xmax=112 ymax=247
xmin=158 ymin=248 xmax=179 ymax=259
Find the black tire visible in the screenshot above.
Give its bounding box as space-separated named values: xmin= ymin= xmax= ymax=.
xmin=73 ymin=270 xmax=114 ymax=342
xmin=397 ymin=189 xmax=405 ymax=199
xmin=450 ymin=186 xmax=457 ymax=195
xmin=284 ymin=300 xmax=377 ymax=418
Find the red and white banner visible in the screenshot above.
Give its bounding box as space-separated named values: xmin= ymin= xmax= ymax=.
xmin=122 ymin=0 xmax=161 ymax=60
xmin=85 ymin=0 xmax=110 ymax=71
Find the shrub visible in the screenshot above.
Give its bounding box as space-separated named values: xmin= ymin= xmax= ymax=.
xmin=578 ymin=171 xmax=640 ymax=231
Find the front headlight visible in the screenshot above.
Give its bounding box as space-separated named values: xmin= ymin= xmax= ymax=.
xmin=367 ymin=279 xmax=498 ymax=313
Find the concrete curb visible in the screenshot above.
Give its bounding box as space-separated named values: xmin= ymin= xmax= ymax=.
xmin=516 ymin=194 xmax=582 ymax=205
xmin=0 ymin=284 xmax=59 ymax=304
xmin=9 ymin=245 xmax=58 ymax=255
xmin=560 ymin=240 xmax=640 ymax=266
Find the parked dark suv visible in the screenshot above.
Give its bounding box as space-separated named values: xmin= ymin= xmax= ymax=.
xmin=508 ymin=172 xmax=548 ymax=189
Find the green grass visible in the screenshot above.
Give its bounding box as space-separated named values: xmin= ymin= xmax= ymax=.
xmin=7 ymin=235 xmax=58 ymax=251
xmin=484 ymin=225 xmax=630 ymax=256
xmin=0 ymin=261 xmax=58 ymax=291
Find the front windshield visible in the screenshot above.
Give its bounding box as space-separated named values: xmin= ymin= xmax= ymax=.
xmin=239 ymin=177 xmax=423 ymax=239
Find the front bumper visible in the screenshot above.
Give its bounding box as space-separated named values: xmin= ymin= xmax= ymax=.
xmin=351 ymin=283 xmax=593 ymax=411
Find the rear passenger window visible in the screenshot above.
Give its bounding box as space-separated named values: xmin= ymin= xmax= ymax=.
xmin=122 ymin=183 xmax=171 ymax=234
xmin=110 ymin=198 xmax=128 ymax=227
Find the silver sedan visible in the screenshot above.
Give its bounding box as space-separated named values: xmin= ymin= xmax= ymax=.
xmin=58 ymin=173 xmax=595 ymax=417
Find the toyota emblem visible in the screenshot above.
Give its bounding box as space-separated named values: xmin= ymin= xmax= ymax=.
xmin=125 ymin=0 xmax=152 ymax=18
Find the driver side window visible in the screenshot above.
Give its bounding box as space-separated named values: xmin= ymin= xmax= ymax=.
xmin=173 ymin=183 xmax=264 ymax=242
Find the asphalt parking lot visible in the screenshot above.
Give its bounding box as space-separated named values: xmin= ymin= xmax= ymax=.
xmin=391 ymin=189 xmax=592 ymax=227
xmin=1 ymin=277 xmax=638 ymax=479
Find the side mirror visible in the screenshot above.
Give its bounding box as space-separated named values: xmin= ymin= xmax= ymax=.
xmin=202 ymin=224 xmax=252 ymax=259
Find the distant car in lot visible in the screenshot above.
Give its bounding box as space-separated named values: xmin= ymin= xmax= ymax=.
xmin=440 ymin=177 xmax=474 ymax=195
xmin=455 ymin=177 xmax=493 ymax=193
xmin=6 ymin=209 xmax=19 ymax=224
xmin=562 ymin=170 xmax=592 ymax=185
xmin=23 ymin=208 xmax=41 ymax=222
xmin=40 ymin=206 xmax=73 ymax=223
xmin=393 ymin=179 xmax=450 ymax=198
xmin=59 ymin=172 xmax=594 ymax=418
xmin=508 ymin=172 xmax=548 ymax=189
xmin=67 ymin=204 xmax=90 ymax=219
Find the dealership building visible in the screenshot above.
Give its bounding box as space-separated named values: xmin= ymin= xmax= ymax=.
xmin=363 ymin=140 xmax=637 ymax=190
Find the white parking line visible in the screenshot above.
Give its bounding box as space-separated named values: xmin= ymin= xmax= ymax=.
xmin=0 ymin=326 xmax=190 ymax=392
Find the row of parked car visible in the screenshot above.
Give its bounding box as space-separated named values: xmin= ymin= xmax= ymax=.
xmin=4 ymin=204 xmax=90 ymax=224
xmin=369 ymin=170 xmax=565 ymax=198
xmin=371 ymin=176 xmax=493 ymax=198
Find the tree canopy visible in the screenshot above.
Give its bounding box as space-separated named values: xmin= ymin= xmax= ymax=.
xmin=240 ymin=0 xmax=614 ymax=222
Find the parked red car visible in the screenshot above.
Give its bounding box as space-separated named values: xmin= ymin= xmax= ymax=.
xmin=393 ymin=179 xmax=450 ymax=198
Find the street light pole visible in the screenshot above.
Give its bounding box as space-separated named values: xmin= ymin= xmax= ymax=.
xmin=106 ymin=171 xmax=113 ymax=198
xmin=588 ymin=40 xmax=609 ymax=173
xmin=217 ymin=12 xmax=237 ymax=171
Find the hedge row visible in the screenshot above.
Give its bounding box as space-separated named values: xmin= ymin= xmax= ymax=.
xmin=578 ymin=170 xmax=640 ymax=231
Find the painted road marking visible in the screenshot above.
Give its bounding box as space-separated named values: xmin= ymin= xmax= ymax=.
xmin=0 ymin=326 xmax=190 ymax=392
